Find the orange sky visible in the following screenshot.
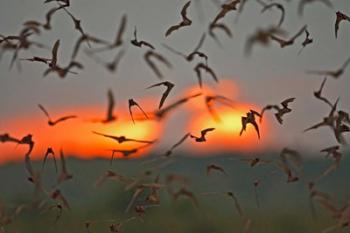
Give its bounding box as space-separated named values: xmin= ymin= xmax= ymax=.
xmin=0 ymin=80 xmax=273 ymax=164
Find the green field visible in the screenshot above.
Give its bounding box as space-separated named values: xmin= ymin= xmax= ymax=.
xmin=1 ymin=153 xmax=350 ymax=233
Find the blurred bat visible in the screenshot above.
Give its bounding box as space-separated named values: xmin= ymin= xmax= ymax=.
xmin=206 ymin=164 xmax=227 ymax=176
xmin=85 ymin=89 xmax=117 ymax=123
xmin=85 ymin=49 xmax=126 ymax=73
xmin=165 ymin=1 xmax=192 ymax=37
xmin=172 ymin=187 xmax=199 ymax=208
xmin=253 ymin=179 xmax=260 ymax=208
xmin=240 ymin=157 xmax=272 ymax=167
xmin=270 ymin=25 xmax=307 ymax=48
xmin=201 ymin=191 xmax=243 ymax=217
xmin=105 ymin=89 xmax=117 ymax=123
xmin=42 ymin=147 xmax=57 ymax=173
xmin=163 ymin=33 xmax=207 ymax=63
xmin=261 ymin=3 xmax=285 ymax=27
xmin=24 ymin=5 xmax=67 ymax=31
xmin=90 ymin=15 xmax=127 ymax=53
xmin=0 ymin=133 xmax=20 ymax=143
xmin=92 ymin=131 xmax=155 ymax=144
xmin=280 ymin=147 xmax=303 ymax=168
xmin=313 ymin=77 xmax=333 ymax=107
xmin=304 ymin=98 xmax=339 ymax=132
xmin=245 ymin=26 xmax=285 ymax=55
xmin=155 ymin=93 xmax=202 ymax=120
xmin=209 ymin=22 xmax=233 ymax=46
xmin=276 ymin=161 xmax=299 ymax=183
xmin=205 ymin=95 xmax=235 ymax=122
xmin=147 ymin=81 xmax=175 ymax=109
xmin=94 ymin=170 xmax=132 ymax=187
xmin=71 ymin=34 xmax=109 ymax=60
xmin=194 ymin=62 xmax=218 ymax=88
xmin=108 ymin=143 xmax=154 ymax=161
xmin=316 ymin=146 xmax=342 ymax=180
xmin=25 ymin=150 xmax=35 ymax=183
xmin=335 ymin=11 xmax=350 ymax=39
xmin=125 ymin=187 xmax=144 ymax=213
xmin=190 ymin=128 xmax=215 ymax=142
xmin=38 ymin=104 xmax=77 ymax=126
xmin=307 ymin=57 xmax=350 ymax=79
xmin=298 ymin=0 xmax=332 ymax=16
xmin=144 ymin=50 xmax=172 ymax=79
xmin=44 ymin=0 xmax=70 ymax=6
xmin=163 ymin=133 xmax=191 ymax=157
xmin=50 ymin=189 xmax=70 ymax=209
xmin=57 ymin=149 xmax=73 ymax=184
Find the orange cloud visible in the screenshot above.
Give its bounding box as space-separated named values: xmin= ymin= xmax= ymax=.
xmin=0 ymin=79 xmax=273 ymax=164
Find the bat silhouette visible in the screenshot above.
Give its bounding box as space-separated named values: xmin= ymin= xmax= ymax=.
xmin=0 ymin=133 xmax=20 ymax=143
xmin=92 ymin=131 xmax=155 ymax=144
xmin=240 ymin=110 xmax=261 ymax=139
xmin=147 ymin=81 xmax=175 ymax=109
xmin=38 ymin=104 xmax=77 ymax=126
xmin=313 ymin=77 xmax=333 ymax=107
xmin=260 ymin=97 xmax=295 ymax=124
xmin=165 ymin=1 xmax=192 ymax=37
xmin=298 ymin=28 xmax=313 ymax=55
xmin=17 ymin=134 xmax=35 ymax=156
xmin=128 ymin=99 xmax=149 ymax=124
xmin=190 ymin=128 xmax=215 ymax=142
xmin=211 ymin=0 xmax=240 ymax=25
xmin=335 ymin=11 xmax=350 ymax=39
xmin=63 ymin=8 xmax=90 ymax=43
xmin=131 ymin=27 xmax=155 ymax=49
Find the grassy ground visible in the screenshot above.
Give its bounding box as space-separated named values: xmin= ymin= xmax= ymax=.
xmin=1 ymin=153 xmax=349 ymax=233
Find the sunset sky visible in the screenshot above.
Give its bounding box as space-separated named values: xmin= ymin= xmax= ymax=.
xmin=1 ymin=0 xmax=350 ymax=163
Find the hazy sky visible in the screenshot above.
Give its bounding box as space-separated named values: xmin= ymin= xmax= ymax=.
xmin=1 ymin=0 xmax=350 ymax=156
